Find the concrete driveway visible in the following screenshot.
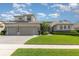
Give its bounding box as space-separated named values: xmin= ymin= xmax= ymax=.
xmin=0 ymin=36 xmax=35 ymax=44
xmin=0 ymin=35 xmax=37 ymax=56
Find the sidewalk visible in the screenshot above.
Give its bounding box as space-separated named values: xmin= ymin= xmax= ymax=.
xmin=1 ymin=44 xmax=79 ymax=56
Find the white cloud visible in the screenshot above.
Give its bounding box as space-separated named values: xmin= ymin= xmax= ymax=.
xmin=50 ymin=3 xmax=79 ymax=12
xmin=58 ymin=4 xmax=71 ymax=11
xmin=13 ymin=3 xmax=20 ymax=9
xmin=69 ymin=3 xmax=79 ymax=8
xmin=0 ymin=9 xmax=31 ymax=20
xmin=19 ymin=9 xmax=30 ymax=14
xmin=0 ymin=3 xmax=33 ymax=21
xmin=13 ymin=3 xmax=26 ymax=9
xmin=0 ymin=3 xmax=33 ymax=20
xmin=61 ymin=6 xmax=70 ymax=11
xmin=9 ymin=10 xmax=15 ymax=14
xmin=68 ymin=3 xmax=79 ymax=14
xmin=49 ymin=13 xmax=60 ymax=18
xmin=7 ymin=10 xmax=17 ymax=16
xmin=12 ymin=3 xmax=31 ymax=14
xmin=0 ymin=14 xmax=14 ymax=20
xmin=37 ymin=13 xmax=46 ymax=17
xmin=50 ymin=4 xmax=71 ymax=11
xmin=16 ymin=8 xmax=28 ymax=13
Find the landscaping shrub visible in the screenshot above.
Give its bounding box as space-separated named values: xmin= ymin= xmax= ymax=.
xmin=0 ymin=30 xmax=6 ymax=35
xmin=52 ymin=30 xmax=79 ymax=36
xmin=76 ymin=30 xmax=79 ymax=33
xmin=42 ymin=32 xmax=49 ymax=35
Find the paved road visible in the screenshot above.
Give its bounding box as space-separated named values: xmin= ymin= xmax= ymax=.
xmin=0 ymin=36 xmax=34 ymax=44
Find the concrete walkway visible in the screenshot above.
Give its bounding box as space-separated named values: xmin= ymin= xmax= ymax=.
xmin=1 ymin=44 xmax=79 ymax=56
xmin=19 ymin=45 xmax=79 ymax=49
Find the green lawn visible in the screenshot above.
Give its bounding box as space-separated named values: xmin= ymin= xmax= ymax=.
xmin=11 ymin=48 xmax=79 ymax=56
xmin=25 ymin=35 xmax=79 ymax=44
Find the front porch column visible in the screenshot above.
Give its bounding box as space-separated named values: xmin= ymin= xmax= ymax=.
xmin=6 ymin=28 xmax=8 ymax=35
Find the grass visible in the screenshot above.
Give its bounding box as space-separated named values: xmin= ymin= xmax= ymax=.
xmin=11 ymin=48 xmax=79 ymax=56
xmin=25 ymin=35 xmax=79 ymax=44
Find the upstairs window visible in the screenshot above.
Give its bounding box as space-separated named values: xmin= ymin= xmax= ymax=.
xmin=17 ymin=17 xmax=23 ymax=22
xmin=19 ymin=18 xmax=22 ymax=20
xmin=27 ymin=16 xmax=31 ymax=22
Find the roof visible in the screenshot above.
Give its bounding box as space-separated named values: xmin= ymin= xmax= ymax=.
xmin=49 ymin=21 xmax=73 ymax=27
xmin=14 ymin=14 xmax=34 ymax=17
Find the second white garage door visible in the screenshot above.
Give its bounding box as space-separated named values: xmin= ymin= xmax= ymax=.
xmin=19 ymin=27 xmax=39 ymax=35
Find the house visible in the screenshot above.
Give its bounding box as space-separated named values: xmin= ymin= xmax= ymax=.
xmin=1 ymin=14 xmax=40 ymax=35
xmin=0 ymin=14 xmax=76 ymax=35
xmin=49 ymin=21 xmax=74 ymax=32
xmin=73 ymin=24 xmax=79 ymax=30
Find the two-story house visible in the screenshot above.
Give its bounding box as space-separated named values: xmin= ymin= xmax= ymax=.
xmin=3 ymin=14 xmax=40 ymax=35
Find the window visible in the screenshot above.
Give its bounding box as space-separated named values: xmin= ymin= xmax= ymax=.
xmin=68 ymin=25 xmax=70 ymax=29
xmin=18 ymin=17 xmax=23 ymax=21
xmin=27 ymin=16 xmax=31 ymax=22
xmin=19 ymin=18 xmax=22 ymax=20
xmin=64 ymin=25 xmax=66 ymax=29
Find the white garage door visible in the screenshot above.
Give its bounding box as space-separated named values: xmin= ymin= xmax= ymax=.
xmin=19 ymin=27 xmax=38 ymax=35
xmin=7 ymin=27 xmax=17 ymax=35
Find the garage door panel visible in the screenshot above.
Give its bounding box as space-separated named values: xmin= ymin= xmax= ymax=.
xmin=7 ymin=27 xmax=17 ymax=35
xmin=19 ymin=27 xmax=38 ymax=35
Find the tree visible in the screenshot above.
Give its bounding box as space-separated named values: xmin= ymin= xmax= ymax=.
xmin=40 ymin=22 xmax=49 ymax=35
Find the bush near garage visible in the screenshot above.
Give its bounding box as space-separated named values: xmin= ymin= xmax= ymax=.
xmin=0 ymin=29 xmax=6 ymax=35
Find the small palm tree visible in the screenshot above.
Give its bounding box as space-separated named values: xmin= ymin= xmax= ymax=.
xmin=40 ymin=22 xmax=49 ymax=35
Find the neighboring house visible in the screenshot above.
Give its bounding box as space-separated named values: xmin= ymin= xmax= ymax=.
xmin=73 ymin=24 xmax=79 ymax=30
xmin=0 ymin=14 xmax=78 ymax=35
xmin=49 ymin=21 xmax=74 ymax=32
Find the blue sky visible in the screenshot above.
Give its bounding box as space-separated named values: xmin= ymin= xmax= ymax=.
xmin=0 ymin=3 xmax=79 ymax=23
